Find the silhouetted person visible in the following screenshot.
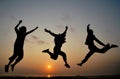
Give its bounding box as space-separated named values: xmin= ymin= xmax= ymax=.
xmin=42 ymin=26 xmax=70 ymax=68
xmin=77 ymin=24 xmax=118 ymax=66
xmin=5 ymin=20 xmax=38 ymax=72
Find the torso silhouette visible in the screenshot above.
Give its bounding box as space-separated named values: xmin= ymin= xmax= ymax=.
xmin=85 ymin=27 xmax=106 ymax=51
xmin=85 ymin=34 xmax=95 ymax=46
xmin=54 ymin=34 xmax=66 ymax=49
xmin=14 ymin=31 xmax=26 ymax=50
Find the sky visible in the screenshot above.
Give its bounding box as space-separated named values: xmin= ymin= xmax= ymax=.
xmin=0 ymin=0 xmax=120 ymax=76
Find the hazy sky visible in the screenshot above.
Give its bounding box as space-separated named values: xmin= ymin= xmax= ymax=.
xmin=0 ymin=0 xmax=120 ymax=76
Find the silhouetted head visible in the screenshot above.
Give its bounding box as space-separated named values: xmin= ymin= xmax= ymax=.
xmin=19 ymin=26 xmax=26 ymax=33
xmin=58 ymin=33 xmax=61 ymax=35
xmin=89 ymin=29 xmax=93 ymax=34
xmin=58 ymin=33 xmax=66 ymax=37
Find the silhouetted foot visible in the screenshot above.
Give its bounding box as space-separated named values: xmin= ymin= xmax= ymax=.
xmin=5 ymin=65 xmax=9 ymax=72
xmin=106 ymin=43 xmax=110 ymax=46
xmin=65 ymin=64 xmax=70 ymax=68
xmin=111 ymin=44 xmax=118 ymax=48
xmin=42 ymin=49 xmax=49 ymax=53
xmin=11 ymin=65 xmax=14 ymax=71
xmin=77 ymin=63 xmax=82 ymax=66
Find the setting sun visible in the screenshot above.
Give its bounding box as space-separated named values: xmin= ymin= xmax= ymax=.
xmin=47 ymin=65 xmax=51 ymax=69
xmin=45 ymin=64 xmax=53 ymax=72
xmin=0 ymin=0 xmax=119 ymax=77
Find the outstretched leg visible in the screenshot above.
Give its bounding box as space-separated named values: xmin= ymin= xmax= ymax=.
xmin=111 ymin=44 xmax=118 ymax=48
xmin=42 ymin=49 xmax=58 ymax=60
xmin=11 ymin=54 xmax=23 ymax=71
xmin=97 ymin=44 xmax=118 ymax=53
xmin=5 ymin=54 xmax=17 ymax=72
xmin=59 ymin=51 xmax=70 ymax=68
xmin=77 ymin=51 xmax=94 ymax=66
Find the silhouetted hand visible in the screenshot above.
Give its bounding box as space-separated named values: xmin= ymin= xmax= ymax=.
xmin=35 ymin=26 xmax=38 ymax=29
xmin=44 ymin=29 xmax=49 ymax=32
xmin=19 ymin=20 xmax=22 ymax=23
xmin=87 ymin=24 xmax=90 ymax=27
xmin=65 ymin=26 xmax=68 ymax=30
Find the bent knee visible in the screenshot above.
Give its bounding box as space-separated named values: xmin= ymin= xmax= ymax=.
xmin=60 ymin=52 xmax=66 ymax=57
xmin=9 ymin=55 xmax=17 ymax=61
xmin=51 ymin=56 xmax=58 ymax=60
xmin=16 ymin=55 xmax=24 ymax=62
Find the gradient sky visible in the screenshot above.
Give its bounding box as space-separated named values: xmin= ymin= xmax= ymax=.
xmin=0 ymin=0 xmax=120 ymax=76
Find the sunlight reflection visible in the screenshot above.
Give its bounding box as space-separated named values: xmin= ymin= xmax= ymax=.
xmin=47 ymin=74 xmax=51 ymax=78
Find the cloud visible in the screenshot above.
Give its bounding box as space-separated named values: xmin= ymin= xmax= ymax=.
xmin=61 ymin=13 xmax=71 ymax=21
xmin=70 ymin=27 xmax=76 ymax=32
xmin=32 ymin=35 xmax=46 ymax=45
xmin=31 ymin=35 xmax=38 ymax=40
xmin=56 ymin=25 xmax=64 ymax=30
xmin=37 ymin=40 xmax=45 ymax=44
xmin=25 ymin=39 xmax=30 ymax=42
xmin=26 ymin=35 xmax=46 ymax=45
xmin=0 ymin=11 xmax=17 ymax=20
xmin=10 ymin=15 xmax=18 ymax=21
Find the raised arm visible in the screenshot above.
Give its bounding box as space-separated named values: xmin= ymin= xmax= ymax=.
xmin=62 ymin=26 xmax=68 ymax=35
xmin=94 ymin=36 xmax=106 ymax=46
xmin=15 ymin=20 xmax=22 ymax=32
xmin=87 ymin=24 xmax=90 ymax=33
xmin=44 ymin=29 xmax=56 ymax=36
xmin=26 ymin=27 xmax=38 ymax=35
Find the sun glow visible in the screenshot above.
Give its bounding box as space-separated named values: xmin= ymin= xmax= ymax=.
xmin=47 ymin=65 xmax=51 ymax=69
xmin=47 ymin=74 xmax=51 ymax=78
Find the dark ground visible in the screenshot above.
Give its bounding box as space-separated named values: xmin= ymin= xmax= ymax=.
xmin=0 ymin=75 xmax=120 ymax=79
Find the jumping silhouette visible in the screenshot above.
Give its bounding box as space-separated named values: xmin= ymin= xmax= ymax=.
xmin=42 ymin=26 xmax=70 ymax=68
xmin=77 ymin=24 xmax=118 ymax=66
xmin=5 ymin=20 xmax=38 ymax=72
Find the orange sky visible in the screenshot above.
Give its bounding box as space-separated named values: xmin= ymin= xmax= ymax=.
xmin=0 ymin=0 xmax=120 ymax=76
